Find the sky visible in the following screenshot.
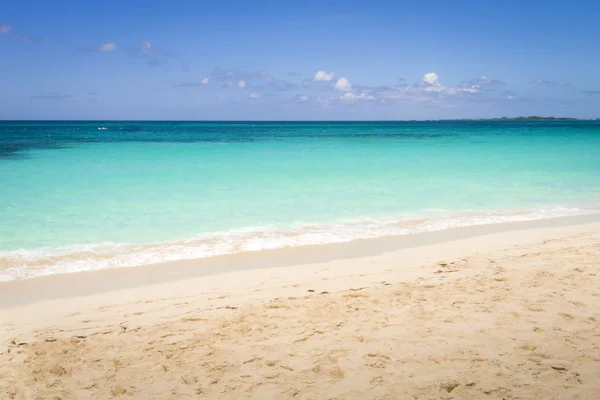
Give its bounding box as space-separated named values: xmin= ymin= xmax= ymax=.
xmin=1 ymin=0 xmax=600 ymax=120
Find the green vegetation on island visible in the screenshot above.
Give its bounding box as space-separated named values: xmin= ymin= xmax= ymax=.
xmin=478 ymin=116 xmax=580 ymax=121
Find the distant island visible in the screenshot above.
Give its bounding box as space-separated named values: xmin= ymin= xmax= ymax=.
xmin=476 ymin=116 xmax=581 ymax=121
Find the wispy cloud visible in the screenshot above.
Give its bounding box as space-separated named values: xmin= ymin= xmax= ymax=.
xmin=0 ymin=24 xmax=61 ymax=44
xmin=172 ymin=80 xmax=209 ymax=88
xmin=128 ymin=40 xmax=169 ymax=66
xmin=211 ymin=67 xmax=250 ymax=82
xmin=140 ymin=40 xmax=153 ymax=55
xmin=502 ymin=90 xmax=518 ymax=100
xmin=30 ymin=92 xmax=73 ymax=101
xmin=20 ymin=36 xmax=61 ymax=44
xmin=581 ymin=90 xmax=600 ymax=95
xmin=339 ymin=92 xmax=375 ymax=103
xmin=267 ymin=80 xmax=297 ymax=91
xmin=529 ymin=78 xmax=554 ymax=85
xmin=211 ymin=67 xmax=276 ymax=83
xmin=212 ymin=67 xmax=296 ymax=92
xmin=460 ymin=76 xmax=505 ymax=89
xmin=99 ymin=43 xmax=117 ymax=52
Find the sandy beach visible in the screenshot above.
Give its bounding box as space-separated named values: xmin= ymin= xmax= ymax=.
xmin=1 ymin=217 xmax=600 ymax=399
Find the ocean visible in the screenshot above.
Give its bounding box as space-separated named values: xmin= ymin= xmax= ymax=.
xmin=1 ymin=120 xmax=599 ymax=281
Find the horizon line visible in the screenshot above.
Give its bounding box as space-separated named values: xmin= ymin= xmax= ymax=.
xmin=2 ymin=117 xmax=600 ymax=123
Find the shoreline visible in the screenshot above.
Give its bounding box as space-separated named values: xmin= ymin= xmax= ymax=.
xmin=2 ymin=212 xmax=599 ymax=399
xmin=1 ymin=213 xmax=600 ymax=309
xmin=3 ymin=206 xmax=600 ymax=283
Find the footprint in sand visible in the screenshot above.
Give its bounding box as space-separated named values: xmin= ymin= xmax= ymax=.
xmin=311 ymin=360 xmax=345 ymax=380
xmin=558 ymin=313 xmax=574 ymax=321
xmin=364 ymin=353 xmax=391 ymax=369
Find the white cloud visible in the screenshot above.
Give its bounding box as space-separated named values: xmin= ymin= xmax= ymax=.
xmin=507 ymin=95 xmax=516 ymax=100
xmin=238 ymin=80 xmax=247 ymax=88
xmin=420 ymin=72 xmax=448 ymax=93
xmin=249 ymin=92 xmax=261 ymax=99
xmin=314 ymin=70 xmax=335 ymax=81
xmin=201 ymin=78 xmax=209 ymax=85
xmin=99 ymin=43 xmax=117 ymax=52
xmin=334 ymin=77 xmax=352 ymax=92
xmin=423 ymin=72 xmax=439 ymax=85
xmin=0 ymin=25 xmax=11 ymax=34
xmin=296 ymin=95 xmax=309 ymax=101
xmin=316 ymin=71 xmax=503 ymax=108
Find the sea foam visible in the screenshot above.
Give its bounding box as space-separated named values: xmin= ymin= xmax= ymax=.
xmin=1 ymin=207 xmax=598 ymax=282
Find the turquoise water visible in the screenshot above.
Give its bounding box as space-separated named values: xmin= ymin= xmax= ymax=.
xmin=1 ymin=121 xmax=600 ymax=280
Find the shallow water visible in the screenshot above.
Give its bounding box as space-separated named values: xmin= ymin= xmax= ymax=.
xmin=1 ymin=120 xmax=599 ymax=280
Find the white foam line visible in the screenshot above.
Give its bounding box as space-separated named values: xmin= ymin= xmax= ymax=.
xmin=1 ymin=207 xmax=599 ymax=282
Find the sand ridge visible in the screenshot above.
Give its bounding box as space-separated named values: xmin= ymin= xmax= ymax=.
xmin=1 ymin=230 xmax=600 ymax=399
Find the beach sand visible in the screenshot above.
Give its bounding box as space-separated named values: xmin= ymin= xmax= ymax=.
xmin=1 ymin=218 xmax=600 ymax=399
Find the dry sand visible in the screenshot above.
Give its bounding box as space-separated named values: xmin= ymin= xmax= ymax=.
xmin=1 ymin=219 xmax=600 ymax=399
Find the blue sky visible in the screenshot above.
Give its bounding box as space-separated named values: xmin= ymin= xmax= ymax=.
xmin=1 ymin=0 xmax=600 ymax=120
